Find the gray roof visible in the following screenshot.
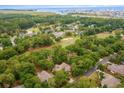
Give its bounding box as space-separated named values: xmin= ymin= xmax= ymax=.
xmin=52 ymin=32 xmax=65 ymax=38
xmin=101 ymin=72 xmax=120 ymax=88
xmin=53 ymin=63 xmax=71 ymax=72
xmin=107 ymin=64 xmax=124 ymax=75
xmin=37 ymin=71 xmax=54 ymax=82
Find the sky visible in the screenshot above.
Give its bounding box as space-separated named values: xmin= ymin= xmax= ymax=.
xmin=0 ymin=0 xmax=124 ymax=5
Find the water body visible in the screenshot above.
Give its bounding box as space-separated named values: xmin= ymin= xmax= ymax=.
xmin=0 ymin=5 xmax=124 ymax=14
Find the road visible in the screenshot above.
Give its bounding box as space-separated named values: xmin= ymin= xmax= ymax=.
xmin=84 ymin=54 xmax=116 ymax=77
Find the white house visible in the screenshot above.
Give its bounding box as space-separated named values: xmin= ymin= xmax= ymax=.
xmin=52 ymin=32 xmax=65 ymax=38
xmin=0 ymin=43 xmax=3 ymax=51
xmin=10 ymin=36 xmax=17 ymax=46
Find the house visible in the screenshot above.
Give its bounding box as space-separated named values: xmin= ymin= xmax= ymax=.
xmin=44 ymin=29 xmax=53 ymax=34
xmin=19 ymin=32 xmax=26 ymax=38
xmin=88 ymin=24 xmax=95 ymax=28
xmin=37 ymin=71 xmax=54 ymax=82
xmin=121 ymin=35 xmax=124 ymax=40
xmin=52 ymin=32 xmax=65 ymax=38
xmin=101 ymin=72 xmax=120 ymax=88
xmin=10 ymin=36 xmax=17 ymax=46
xmin=107 ymin=63 xmax=124 ymax=75
xmin=53 ymin=62 xmax=71 ymax=72
xmin=0 ymin=43 xmax=3 ymax=50
xmin=26 ymin=31 xmax=38 ymax=37
xmin=73 ymin=25 xmax=79 ymax=31
xmin=121 ymin=61 xmax=124 ymax=65
xmin=66 ymin=24 xmax=74 ymax=30
xmin=78 ymin=31 xmax=84 ymax=35
xmin=56 ymin=26 xmax=62 ymax=31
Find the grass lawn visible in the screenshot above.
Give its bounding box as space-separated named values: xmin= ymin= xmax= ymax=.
xmin=0 ymin=10 xmax=56 ymax=16
xmin=89 ymin=71 xmax=101 ymax=87
xmin=95 ymin=32 xmax=114 ymax=39
xmin=28 ymin=37 xmax=77 ymax=53
xmin=89 ymin=71 xmax=99 ymax=80
xmin=26 ymin=27 xmax=40 ymax=32
xmin=57 ymin=37 xmax=76 ymax=47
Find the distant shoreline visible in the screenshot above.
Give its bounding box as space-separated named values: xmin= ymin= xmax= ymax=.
xmin=0 ymin=5 xmax=124 ymax=18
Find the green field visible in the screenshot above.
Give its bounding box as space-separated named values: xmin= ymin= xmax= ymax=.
xmin=95 ymin=32 xmax=115 ymax=39
xmin=58 ymin=37 xmax=76 ymax=47
xmin=0 ymin=10 xmax=56 ymax=16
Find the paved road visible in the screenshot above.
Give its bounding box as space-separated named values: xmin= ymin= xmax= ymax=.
xmin=84 ymin=66 xmax=97 ymax=76
xmin=84 ymin=54 xmax=116 ymax=77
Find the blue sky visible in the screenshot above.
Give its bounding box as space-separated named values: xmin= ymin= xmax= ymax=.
xmin=0 ymin=5 xmax=124 ymax=9
xmin=0 ymin=0 xmax=124 ymax=5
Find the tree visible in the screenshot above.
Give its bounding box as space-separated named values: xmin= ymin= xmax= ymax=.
xmin=97 ymin=46 xmax=109 ymax=57
xmin=47 ymin=78 xmax=56 ymax=88
xmin=54 ymin=70 xmax=69 ymax=87
xmin=0 ymin=73 xmax=15 ymax=88
xmin=71 ymin=63 xmax=82 ymax=76
xmin=65 ymin=32 xmax=73 ymax=37
xmin=31 ymin=34 xmax=53 ymax=48
xmin=97 ymin=64 xmax=105 ymax=71
xmin=71 ymin=56 xmax=96 ymax=76
xmin=0 ymin=37 xmax=12 ymax=47
xmin=52 ymin=46 xmax=68 ymax=64
xmin=4 ymin=60 xmax=22 ymax=79
xmin=0 ymin=60 xmax=7 ymax=73
xmin=14 ymin=44 xmax=25 ymax=54
xmin=0 ymin=47 xmax=17 ymax=60
xmin=24 ymin=76 xmax=41 ymax=88
xmin=19 ymin=62 xmax=35 ymax=78
xmin=38 ymin=60 xmax=54 ymax=71
xmin=66 ymin=44 xmax=89 ymax=56
xmin=111 ymin=41 xmax=124 ymax=52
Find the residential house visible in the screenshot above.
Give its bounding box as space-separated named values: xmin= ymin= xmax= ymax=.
xmin=53 ymin=62 xmax=71 ymax=72
xmin=52 ymin=32 xmax=65 ymax=38
xmin=37 ymin=71 xmax=54 ymax=82
xmin=0 ymin=43 xmax=3 ymax=50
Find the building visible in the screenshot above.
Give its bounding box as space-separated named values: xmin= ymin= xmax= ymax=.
xmin=52 ymin=32 xmax=65 ymax=38
xmin=0 ymin=43 xmax=3 ymax=50
xmin=26 ymin=31 xmax=38 ymax=37
xmin=53 ymin=62 xmax=71 ymax=72
xmin=107 ymin=63 xmax=124 ymax=75
xmin=10 ymin=36 xmax=17 ymax=46
xmin=37 ymin=71 xmax=54 ymax=82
